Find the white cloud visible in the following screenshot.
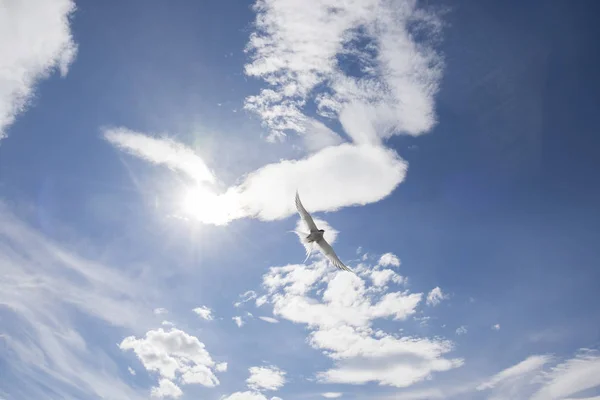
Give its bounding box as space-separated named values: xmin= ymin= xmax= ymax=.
xmin=103 ymin=127 xmax=215 ymax=184
xmin=221 ymin=392 xmax=273 ymax=400
xmin=378 ymin=253 xmax=401 ymax=267
xmin=455 ymin=326 xmax=467 ymax=336
xmin=216 ymin=362 xmax=228 ymax=372
xmin=119 ymin=328 xmax=223 ymax=389
xmin=128 ymin=367 xmax=136 ymax=376
xmin=259 ymin=316 xmax=280 ymax=324
xmin=0 ymin=0 xmax=77 ymax=141
xmin=192 ymin=306 xmax=214 ymax=321
xmin=154 ymin=308 xmax=168 ymax=315
xmin=235 ymin=290 xmax=259 ymax=307
xmin=105 ymin=128 xmax=407 ymax=226
xmin=477 ymin=355 xmax=553 ymax=391
xmin=247 ymin=366 xmax=286 ymax=391
xmin=369 ymin=269 xmax=404 ymax=287
xmin=426 ymin=287 xmax=447 ymax=307
xmin=322 ymin=393 xmax=343 ymax=399
xmin=531 ymin=349 xmax=600 ymax=400
xmin=492 ymin=324 xmax=501 ymax=331
xmin=243 ymin=0 xmax=443 ymax=142
xmin=233 ymin=316 xmax=245 ymax=327
xmin=0 ymin=202 xmax=150 ymax=399
xmin=151 ymin=379 xmax=183 ymax=399
xmin=251 ymin=249 xmax=463 ymax=388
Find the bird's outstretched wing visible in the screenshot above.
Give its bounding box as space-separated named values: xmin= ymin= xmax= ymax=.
xmin=316 ymin=238 xmax=354 ymax=273
xmin=295 ymin=191 xmax=319 ymax=232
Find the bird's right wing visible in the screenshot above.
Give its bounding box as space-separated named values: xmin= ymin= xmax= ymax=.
xmin=316 ymin=238 xmax=354 ymax=273
xmin=295 ymin=191 xmax=319 ymax=232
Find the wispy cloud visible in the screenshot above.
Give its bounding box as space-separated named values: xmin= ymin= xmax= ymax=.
xmin=322 ymin=393 xmax=343 ymax=399
xmin=531 ymin=349 xmax=600 ymax=400
xmin=455 ymin=326 xmax=468 ymax=336
xmin=258 ymin=316 xmax=279 ymax=324
xmin=477 ymin=355 xmax=553 ymax=391
xmin=0 ymin=0 xmax=77 ymax=141
xmin=0 ymin=202 xmax=150 ymax=399
xmin=233 ymin=316 xmax=245 ymax=327
xmin=103 ymin=127 xmax=216 ymax=184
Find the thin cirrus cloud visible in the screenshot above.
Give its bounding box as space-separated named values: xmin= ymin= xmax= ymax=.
xmin=102 ymin=1 xmax=444 ymax=226
xmin=473 ymin=350 xmax=600 ymax=400
xmin=0 ymin=0 xmax=77 ymax=141
xmin=0 ymin=202 xmax=151 ymax=400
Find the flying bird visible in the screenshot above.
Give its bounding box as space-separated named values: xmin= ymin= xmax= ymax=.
xmin=294 ymin=191 xmax=353 ymax=272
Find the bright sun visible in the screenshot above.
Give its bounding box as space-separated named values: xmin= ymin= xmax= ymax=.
xmin=180 ymin=185 xmax=240 ymax=226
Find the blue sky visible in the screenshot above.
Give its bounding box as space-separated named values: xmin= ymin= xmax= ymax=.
xmin=1 ymin=0 xmax=600 ymax=399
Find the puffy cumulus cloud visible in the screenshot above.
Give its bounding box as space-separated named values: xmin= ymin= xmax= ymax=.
xmin=0 ymin=0 xmax=77 ymax=141
xmin=425 ymin=287 xmax=447 ymax=307
xmin=151 ymin=379 xmax=183 ymax=399
xmin=247 ymin=246 xmax=463 ymax=388
xmin=369 ymin=269 xmax=404 ymax=288
xmin=492 ymin=324 xmax=501 ymax=331
xmin=221 ymin=391 xmax=280 ymax=400
xmin=192 ymin=305 xmax=213 ymax=321
xmin=378 ymin=253 xmax=401 ymax=267
xmin=244 ymin=0 xmax=443 ymax=143
xmin=104 ymin=128 xmax=407 ymax=226
xmin=247 ymin=365 xmax=287 ymax=391
xmin=119 ymin=328 xmax=224 ymax=392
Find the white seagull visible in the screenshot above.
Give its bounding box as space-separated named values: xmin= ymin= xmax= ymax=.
xmin=294 ymin=191 xmax=353 ymax=272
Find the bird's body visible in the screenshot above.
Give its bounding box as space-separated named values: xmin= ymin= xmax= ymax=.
xmin=294 ymin=191 xmax=353 ymax=273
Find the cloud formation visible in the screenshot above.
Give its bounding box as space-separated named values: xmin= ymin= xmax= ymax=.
xmin=0 ymin=0 xmax=77 ymax=141
xmin=0 ymin=202 xmax=149 ymax=399
xmin=426 ymin=287 xmax=447 ymax=307
xmin=244 ymin=0 xmax=443 ymax=143
xmin=119 ymin=328 xmax=225 ymax=396
xmin=192 ymin=305 xmax=214 ymax=321
xmin=246 ymin=365 xmax=287 ymax=391
xmin=246 ymin=239 xmax=462 ymax=388
xmin=103 ymin=1 xmax=445 ymax=227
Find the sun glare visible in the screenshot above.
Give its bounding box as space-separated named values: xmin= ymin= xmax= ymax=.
xmin=180 ymin=185 xmax=240 ymax=226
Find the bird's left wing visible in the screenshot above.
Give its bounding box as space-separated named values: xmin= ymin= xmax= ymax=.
xmin=316 ymin=238 xmax=354 ymax=273
xmin=295 ymin=191 xmax=319 ymax=232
